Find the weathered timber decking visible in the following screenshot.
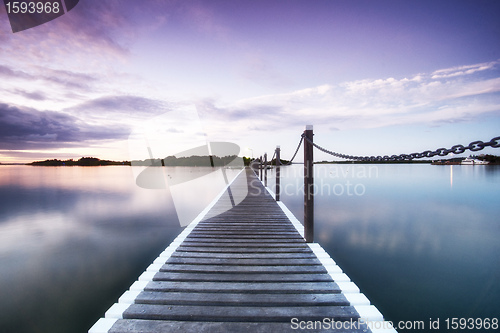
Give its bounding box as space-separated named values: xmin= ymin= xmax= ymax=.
xmin=90 ymin=168 xmax=394 ymax=333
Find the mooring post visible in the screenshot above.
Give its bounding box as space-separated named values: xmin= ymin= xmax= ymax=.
xmin=264 ymin=153 xmax=268 ymax=187
xmin=276 ymin=145 xmax=281 ymax=201
xmin=304 ymin=125 xmax=314 ymax=243
xmin=260 ymin=155 xmax=263 ymax=181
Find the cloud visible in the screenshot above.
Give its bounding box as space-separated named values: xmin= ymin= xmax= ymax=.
xmin=37 ymin=67 xmax=98 ymax=91
xmin=0 ymin=103 xmax=129 ymax=150
xmin=198 ymin=60 xmax=500 ymax=133
xmin=0 ymin=65 xmax=32 ymax=79
xmin=12 ymin=89 xmax=47 ymax=101
xmin=431 ymin=60 xmax=499 ymax=79
xmin=1 ymin=1 xmax=206 ymax=68
xmin=70 ymin=95 xmax=170 ymax=116
xmin=0 ymin=63 xmax=97 ymax=92
xmin=0 ymin=2 xmax=133 ymax=68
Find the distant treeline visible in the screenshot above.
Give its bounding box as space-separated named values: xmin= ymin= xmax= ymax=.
xmin=432 ymin=154 xmax=500 ymax=165
xmin=250 ymin=158 xmax=291 ymax=166
xmin=29 ymin=154 xmax=498 ymax=167
xmin=133 ymin=155 xmax=245 ymax=167
xmin=28 ymin=155 xmax=249 ymax=167
xmin=478 ymin=154 xmax=500 ymax=164
xmin=29 ymin=157 xmax=131 ymax=166
xmin=315 ymin=160 xmax=432 ymax=164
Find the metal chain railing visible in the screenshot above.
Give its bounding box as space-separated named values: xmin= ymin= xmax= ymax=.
xmin=284 ymin=135 xmax=304 ymax=164
xmin=270 ymin=150 xmax=276 ymax=163
xmin=302 ymin=135 xmax=500 ymax=161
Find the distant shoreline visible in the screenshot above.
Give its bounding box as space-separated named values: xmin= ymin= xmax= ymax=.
xmin=2 ymin=154 xmax=498 ymax=166
xmin=314 ymin=160 xmax=432 ymax=164
xmin=28 ymin=157 xmax=131 ymax=166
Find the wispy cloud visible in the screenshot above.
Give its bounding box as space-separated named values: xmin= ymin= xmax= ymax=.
xmin=0 ymin=103 xmax=129 ymax=150
xmin=0 ymin=65 xmax=32 ymax=79
xmin=37 ymin=67 xmax=98 ymax=91
xmin=431 ymin=60 xmax=499 ymax=79
xmin=0 ymin=63 xmax=97 ymax=94
xmin=69 ymin=95 xmax=170 ymax=117
xmin=0 ymin=63 xmax=103 ymax=114
xmin=199 ymin=60 xmax=500 ymax=134
xmin=12 ymin=89 xmax=47 ymax=101
xmin=0 ymin=2 xmax=139 ymax=70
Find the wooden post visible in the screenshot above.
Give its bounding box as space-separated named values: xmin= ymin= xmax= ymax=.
xmin=304 ymin=125 xmax=314 ymax=243
xmin=264 ymin=153 xmax=268 ymax=187
xmin=260 ymin=155 xmax=263 ymax=181
xmin=276 ymin=146 xmax=281 ymax=201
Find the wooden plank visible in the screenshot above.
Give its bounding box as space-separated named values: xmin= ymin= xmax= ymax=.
xmin=188 ymin=230 xmax=301 ymax=235
xmin=109 ymin=319 xmax=368 ymax=333
xmin=175 ymin=246 xmax=312 ymax=253
xmin=189 ymin=232 xmax=299 ymax=236
xmin=201 ymin=216 xmax=290 ymax=219
xmin=152 ymin=272 xmax=333 ymax=283
xmin=194 ymin=227 xmax=295 ymax=231
xmin=165 ymin=257 xmax=322 ymax=266
xmin=160 ymin=264 xmax=327 ymax=274
xmin=194 ymin=224 xmax=294 ymax=228
xmin=135 ymin=291 xmax=349 ymax=306
xmin=144 ymin=281 xmax=340 ymax=293
xmin=177 ymin=242 xmax=307 ymax=248
xmin=170 ymin=252 xmax=317 ymax=259
xmin=182 ymin=238 xmax=305 ymax=244
xmin=197 ymin=219 xmax=292 ymax=222
xmin=199 ymin=219 xmax=297 ymax=225
xmin=188 ymin=230 xmax=300 ymax=235
xmin=201 ymin=214 xmax=290 ymax=218
xmin=123 ymin=304 xmax=359 ymax=322
xmin=187 ymin=233 xmax=301 ymax=237
xmin=184 ymin=234 xmax=304 ymax=240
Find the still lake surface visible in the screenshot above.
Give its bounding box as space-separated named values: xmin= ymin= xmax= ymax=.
xmin=0 ymin=164 xmax=498 ymax=332
xmin=267 ymin=163 xmax=500 ymax=332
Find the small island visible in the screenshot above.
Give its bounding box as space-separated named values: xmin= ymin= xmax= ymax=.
xmin=28 ymin=155 xmax=250 ymax=166
xmin=29 ymin=157 xmax=131 ymax=166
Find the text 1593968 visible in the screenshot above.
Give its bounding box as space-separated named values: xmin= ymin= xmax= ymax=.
xmin=5 ymin=1 xmax=60 ymax=14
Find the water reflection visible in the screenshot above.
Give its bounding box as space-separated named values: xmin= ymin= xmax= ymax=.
xmin=268 ymin=164 xmax=500 ymax=330
xmin=0 ymin=165 xmax=241 ymax=333
xmin=450 ymin=164 xmax=453 ymax=188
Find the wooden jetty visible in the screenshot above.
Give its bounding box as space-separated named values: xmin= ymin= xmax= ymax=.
xmin=90 ymin=168 xmax=396 ymax=333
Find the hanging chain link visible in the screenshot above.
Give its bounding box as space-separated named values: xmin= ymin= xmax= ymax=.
xmin=284 ymin=135 xmax=304 ymax=164
xmin=302 ymin=135 xmax=500 ymax=161
xmin=270 ymin=150 xmax=276 ymax=163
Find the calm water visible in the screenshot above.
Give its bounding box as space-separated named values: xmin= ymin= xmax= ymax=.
xmin=266 ymin=164 xmax=500 ymax=332
xmin=0 ymin=165 xmax=240 ymax=333
xmin=1 ymin=164 xmax=498 ymax=333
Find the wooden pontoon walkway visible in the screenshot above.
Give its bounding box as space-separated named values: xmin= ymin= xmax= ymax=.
xmin=90 ymin=168 xmax=395 ymax=333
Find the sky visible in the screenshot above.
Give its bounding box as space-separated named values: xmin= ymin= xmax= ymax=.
xmin=0 ymin=0 xmax=500 ymax=163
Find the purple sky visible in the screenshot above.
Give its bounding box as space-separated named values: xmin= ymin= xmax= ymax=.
xmin=1 ymin=0 xmax=499 ymax=163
